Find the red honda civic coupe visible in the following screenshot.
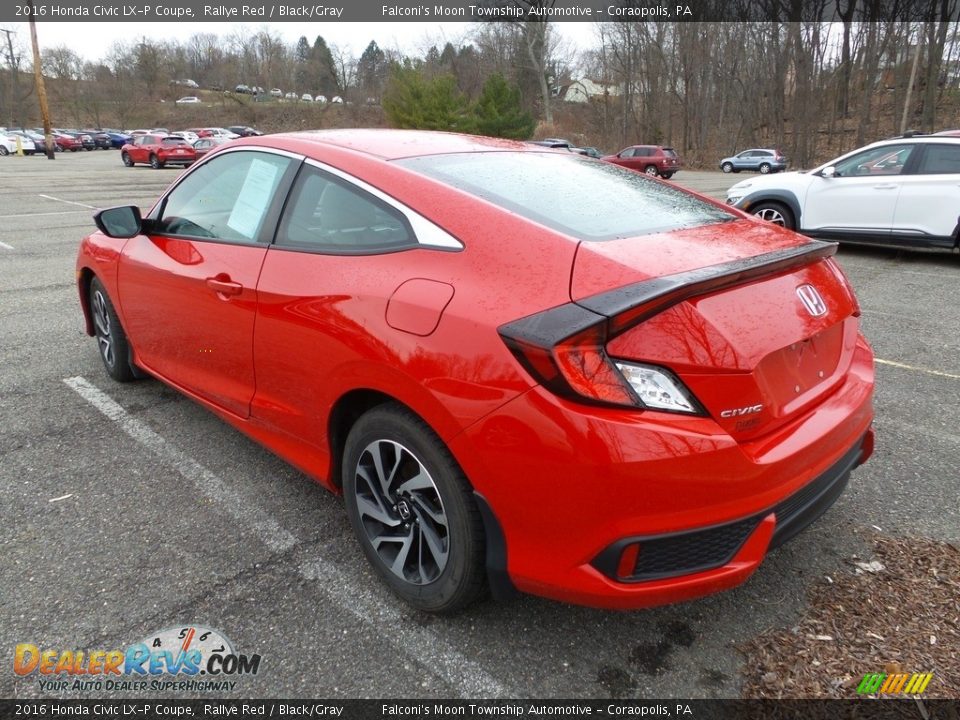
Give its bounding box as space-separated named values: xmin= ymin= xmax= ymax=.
xmin=76 ymin=130 xmax=875 ymax=613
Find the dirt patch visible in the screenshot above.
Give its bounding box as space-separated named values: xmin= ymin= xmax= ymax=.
xmin=740 ymin=534 xmax=960 ymax=698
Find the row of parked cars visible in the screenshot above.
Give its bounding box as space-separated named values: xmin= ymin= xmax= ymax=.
xmin=0 ymin=128 xmax=132 ymax=155
xmin=528 ymin=139 xmax=684 ymax=179
xmin=117 ymin=126 xmax=263 ymax=169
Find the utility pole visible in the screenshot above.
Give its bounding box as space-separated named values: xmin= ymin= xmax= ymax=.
xmin=0 ymin=28 xmax=19 ymax=128
xmin=26 ymin=0 xmax=55 ymax=159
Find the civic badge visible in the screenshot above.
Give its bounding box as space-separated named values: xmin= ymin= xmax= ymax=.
xmin=796 ymin=284 xmax=827 ymax=317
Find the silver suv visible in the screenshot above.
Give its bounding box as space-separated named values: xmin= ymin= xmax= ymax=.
xmin=720 ymin=149 xmax=788 ymax=174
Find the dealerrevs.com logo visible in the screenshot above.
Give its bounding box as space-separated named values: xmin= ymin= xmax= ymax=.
xmin=14 ymin=626 xmax=261 ymax=692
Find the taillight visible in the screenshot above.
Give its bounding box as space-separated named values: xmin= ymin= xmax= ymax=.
xmin=498 ymin=305 xmax=703 ymax=414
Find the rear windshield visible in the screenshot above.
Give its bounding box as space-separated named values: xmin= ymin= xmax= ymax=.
xmin=162 ymin=138 xmax=187 ymax=146
xmin=396 ymin=152 xmax=731 ymax=241
xmin=663 ymin=148 xmax=677 ymax=157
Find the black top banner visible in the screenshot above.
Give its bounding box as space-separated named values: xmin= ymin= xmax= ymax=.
xmin=4 ymin=0 xmax=960 ymax=23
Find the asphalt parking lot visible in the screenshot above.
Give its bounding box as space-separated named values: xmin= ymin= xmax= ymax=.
xmin=1 ymin=149 xmax=958 ymax=700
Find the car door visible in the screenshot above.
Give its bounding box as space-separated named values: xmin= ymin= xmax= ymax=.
xmin=250 ymin=159 xmax=455 ymax=444
xmin=117 ymin=148 xmax=299 ymax=417
xmin=131 ymin=135 xmax=152 ymax=163
xmin=801 ymin=144 xmax=915 ymax=235
xmin=890 ymin=143 xmax=960 ymax=247
xmin=737 ymin=151 xmax=759 ymax=171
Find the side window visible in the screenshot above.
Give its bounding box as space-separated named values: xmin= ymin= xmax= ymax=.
xmin=155 ymin=150 xmax=293 ymax=242
xmin=834 ymin=144 xmax=914 ymax=177
xmin=636 ymin=147 xmax=651 ymax=157
xmin=916 ymin=144 xmax=960 ymax=174
xmin=276 ymin=165 xmax=413 ymax=253
xmin=620 ymin=148 xmax=635 ymax=158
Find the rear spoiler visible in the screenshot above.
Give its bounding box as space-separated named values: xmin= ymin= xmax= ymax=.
xmin=500 ymin=241 xmax=837 ymax=346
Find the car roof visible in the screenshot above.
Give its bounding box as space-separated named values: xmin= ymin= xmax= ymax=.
xmin=252 ymin=129 xmax=538 ymax=160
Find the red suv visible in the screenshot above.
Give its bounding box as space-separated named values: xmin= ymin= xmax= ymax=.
xmin=120 ymin=134 xmax=197 ymax=169
xmin=604 ymin=145 xmax=682 ymax=179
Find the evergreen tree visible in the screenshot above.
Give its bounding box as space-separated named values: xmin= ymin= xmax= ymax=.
xmin=383 ymin=66 xmax=472 ymax=132
xmin=312 ymin=36 xmax=340 ymax=97
xmin=473 ymin=73 xmax=535 ymax=139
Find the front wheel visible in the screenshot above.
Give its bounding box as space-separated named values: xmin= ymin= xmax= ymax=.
xmin=121 ymin=152 xmax=133 ymax=167
xmin=342 ymin=404 xmax=486 ymax=614
xmin=643 ymin=165 xmax=659 ymax=176
xmin=721 ymin=162 xmax=733 ymax=173
xmin=0 ymin=146 xmax=8 ymax=156
xmin=89 ymin=277 xmax=138 ymax=383
xmin=751 ymin=201 xmax=796 ymax=230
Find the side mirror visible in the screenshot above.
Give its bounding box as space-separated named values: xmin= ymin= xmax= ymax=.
xmin=94 ymin=205 xmax=143 ymax=238
xmin=820 ymin=166 xmax=837 ymax=178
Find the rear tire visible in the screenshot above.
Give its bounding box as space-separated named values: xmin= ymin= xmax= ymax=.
xmin=759 ymin=162 xmax=772 ymax=174
xmin=89 ymin=277 xmax=138 ymax=383
xmin=0 ymin=146 xmax=8 ymax=156
xmin=149 ymin=154 xmax=163 ymax=169
xmin=342 ymin=404 xmax=486 ymax=614
xmin=660 ymin=172 xmax=674 ymax=179
xmin=751 ymin=201 xmax=796 ymax=230
xmin=644 ymin=165 xmax=659 ymax=176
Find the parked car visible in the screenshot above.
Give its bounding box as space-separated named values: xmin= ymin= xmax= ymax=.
xmin=120 ymin=134 xmax=197 ymax=169
xmin=17 ymin=130 xmax=47 ymax=153
xmin=284 ymin=92 xmax=297 ymax=101
xmin=576 ymin=146 xmax=603 ymax=159
xmin=192 ymin=136 xmax=230 ymax=158
xmin=270 ymin=88 xmax=283 ymax=98
xmin=301 ymin=93 xmax=314 ymax=102
xmin=175 ymin=96 xmax=202 ymax=105
xmin=84 ymin=130 xmax=114 ymax=150
xmin=314 ymin=95 xmax=328 ymax=104
xmin=603 ymin=145 xmax=682 ymax=179
xmin=234 ymin=84 xmax=252 ymax=94
xmin=174 ymin=130 xmax=199 ymax=144
xmin=527 ymin=138 xmax=574 ymax=150
xmin=62 ymin=130 xmax=96 ymax=151
xmin=197 ymin=127 xmax=240 ymax=140
xmin=726 ymin=135 xmax=960 ymax=251
xmin=77 ymin=129 xmax=874 ymax=613
xmin=104 ymin=131 xmax=132 ymax=148
xmin=226 ymin=126 xmax=262 ymax=137
xmin=720 ymin=149 xmax=788 ymax=174
xmin=47 ymin=132 xmax=82 ymax=152
xmin=1 ymin=132 xmax=35 ymax=155
xmin=331 ymin=96 xmax=344 ymax=104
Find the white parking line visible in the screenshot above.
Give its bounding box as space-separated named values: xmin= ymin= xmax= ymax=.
xmin=63 ymin=375 xmax=515 ymax=697
xmin=39 ymin=194 xmax=98 ymax=210
xmin=0 ymin=210 xmax=91 ymax=219
xmin=300 ymin=557 xmax=515 ymax=698
xmin=62 ymin=375 xmax=297 ymax=552
xmin=875 ymin=358 xmax=960 ymax=380
xmin=0 ymin=241 xmax=13 ymax=250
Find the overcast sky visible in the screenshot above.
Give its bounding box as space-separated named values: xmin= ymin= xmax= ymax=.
xmin=3 ymin=21 xmax=600 ymax=63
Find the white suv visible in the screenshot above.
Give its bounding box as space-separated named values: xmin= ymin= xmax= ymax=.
xmin=726 ymin=136 xmax=960 ymax=251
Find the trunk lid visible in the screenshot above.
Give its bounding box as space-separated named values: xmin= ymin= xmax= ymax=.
xmin=571 ymin=220 xmax=859 ymax=440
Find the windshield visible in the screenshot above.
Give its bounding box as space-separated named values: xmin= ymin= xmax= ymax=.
xmin=396 ymin=152 xmax=732 ymax=241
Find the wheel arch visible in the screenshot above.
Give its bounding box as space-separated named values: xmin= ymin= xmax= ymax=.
xmin=739 ymin=190 xmax=802 ymax=228
xmin=329 ymin=387 xmax=516 ymax=600
xmin=78 ymin=267 xmax=96 ymax=336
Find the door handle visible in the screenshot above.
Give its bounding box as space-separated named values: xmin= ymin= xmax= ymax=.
xmin=205 ymin=277 xmax=243 ymax=296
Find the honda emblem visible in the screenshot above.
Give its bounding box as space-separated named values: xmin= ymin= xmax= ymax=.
xmin=796 ymin=284 xmax=827 ymax=317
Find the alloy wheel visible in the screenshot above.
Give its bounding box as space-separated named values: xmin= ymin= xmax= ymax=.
xmin=353 ymin=439 xmax=449 ymax=585
xmin=92 ymin=289 xmax=115 ymax=369
xmin=755 ymin=207 xmax=786 ymax=226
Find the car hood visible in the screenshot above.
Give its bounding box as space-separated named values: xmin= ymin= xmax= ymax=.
xmin=726 ymin=170 xmax=812 ymax=197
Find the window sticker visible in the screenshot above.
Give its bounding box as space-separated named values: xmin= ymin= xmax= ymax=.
xmin=226 ymin=158 xmax=280 ymax=240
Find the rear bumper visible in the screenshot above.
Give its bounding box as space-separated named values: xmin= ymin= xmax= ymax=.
xmin=450 ymin=338 xmax=874 ymax=609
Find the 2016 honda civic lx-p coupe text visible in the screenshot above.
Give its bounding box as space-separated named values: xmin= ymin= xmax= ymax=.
xmin=76 ymin=130 xmax=875 ymax=613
